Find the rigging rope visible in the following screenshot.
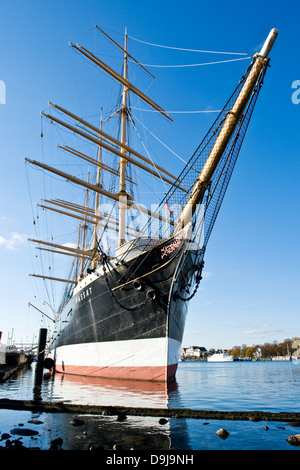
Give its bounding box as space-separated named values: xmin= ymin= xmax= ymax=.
xmin=132 ymin=112 xmax=189 ymax=166
xmin=128 ymin=35 xmax=251 ymax=56
xmin=127 ymin=111 xmax=171 ymax=194
xmin=97 ymin=244 xmax=149 ymax=312
xmin=132 ymin=108 xmax=222 ymax=114
xmin=136 ymin=57 xmax=251 ymax=68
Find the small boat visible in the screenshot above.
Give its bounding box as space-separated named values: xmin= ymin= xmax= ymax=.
xmin=207 ymin=352 xmax=234 ymax=362
xmin=0 ymin=331 xmax=5 ymax=365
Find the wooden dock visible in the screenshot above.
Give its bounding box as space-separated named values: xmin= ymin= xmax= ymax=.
xmin=0 ymin=349 xmax=34 ymax=382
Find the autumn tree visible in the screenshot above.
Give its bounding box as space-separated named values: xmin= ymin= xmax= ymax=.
xmin=229 ymin=346 xmax=241 ymax=358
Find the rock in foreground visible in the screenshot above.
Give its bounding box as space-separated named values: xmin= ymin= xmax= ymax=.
xmin=216 ymin=428 xmax=230 ymax=440
xmin=287 ymin=434 xmax=300 ymax=447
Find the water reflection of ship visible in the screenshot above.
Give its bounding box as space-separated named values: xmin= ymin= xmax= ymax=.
xmin=44 ymin=372 xmax=191 ymax=450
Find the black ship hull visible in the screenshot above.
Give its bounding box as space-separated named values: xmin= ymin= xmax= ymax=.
xmin=48 ymin=231 xmax=201 ymax=382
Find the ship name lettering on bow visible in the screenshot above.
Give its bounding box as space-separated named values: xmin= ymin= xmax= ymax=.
xmin=76 ymin=287 xmax=92 ymax=303
xmin=161 ymin=238 xmax=182 ymax=259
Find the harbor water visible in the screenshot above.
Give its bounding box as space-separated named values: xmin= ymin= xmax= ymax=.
xmin=1 ymin=360 xmax=300 ymax=451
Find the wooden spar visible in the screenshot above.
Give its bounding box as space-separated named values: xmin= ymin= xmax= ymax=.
xmin=96 ymin=139 xmax=185 ymax=191
xmin=42 ymin=199 xmax=107 ymax=222
xmin=25 ymin=158 xmax=173 ymax=224
xmin=39 ymin=202 xmax=96 ymax=224
xmin=46 ymin=102 xmax=178 ymax=182
xmin=58 ymin=145 xmax=136 ymax=185
xmin=28 ymin=304 xmax=55 ymax=323
xmin=58 ymin=145 xmax=126 ymax=179
xmin=43 ymin=198 xmax=102 ymax=215
xmin=42 ymin=112 xmax=183 ymax=189
xmin=39 ymin=203 xmax=131 ymax=236
xmin=28 ymin=237 xmax=93 ymax=257
xmin=94 ymin=24 xmax=156 ymax=80
xmin=30 ymin=274 xmax=76 ymax=284
xmin=41 ymin=199 xmax=103 ymax=220
xmin=174 ymin=30 xmax=278 ymax=234
xmin=43 ymin=199 xmax=117 ymax=224
xmin=69 ymin=43 xmax=173 ymax=123
xmin=40 ymin=200 xmax=139 ymax=237
xmin=37 ymin=247 xmax=92 ymax=259
xmin=79 ymin=44 xmax=172 ymax=122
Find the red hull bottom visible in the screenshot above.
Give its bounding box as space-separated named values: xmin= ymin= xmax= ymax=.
xmin=55 ymin=363 xmax=178 ymax=382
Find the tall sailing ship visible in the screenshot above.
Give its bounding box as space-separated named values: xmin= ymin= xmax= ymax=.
xmin=27 ymin=27 xmax=278 ymax=382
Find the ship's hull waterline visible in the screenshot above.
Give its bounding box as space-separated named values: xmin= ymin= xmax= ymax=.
xmin=48 ymin=232 xmax=201 ymax=382
xmin=53 ymin=338 xmax=181 ymax=382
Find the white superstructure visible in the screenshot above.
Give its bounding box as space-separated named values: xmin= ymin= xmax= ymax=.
xmin=207 ymin=352 xmax=234 ymax=362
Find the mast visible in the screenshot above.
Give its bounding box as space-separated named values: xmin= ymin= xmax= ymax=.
xmin=80 ymin=171 xmax=90 ymax=275
xmin=75 ymin=225 xmax=81 ymax=283
xmin=174 ymin=28 xmax=279 ymax=234
xmin=119 ymin=28 xmax=129 ymax=246
xmin=93 ymin=113 xmax=103 ymax=268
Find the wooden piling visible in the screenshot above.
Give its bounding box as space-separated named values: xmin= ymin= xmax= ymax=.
xmin=34 ymin=328 xmax=47 ymax=398
xmin=36 ymin=328 xmax=47 ymax=372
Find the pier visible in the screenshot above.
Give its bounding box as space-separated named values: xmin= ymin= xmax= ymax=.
xmin=0 ymin=342 xmax=36 ymax=382
xmin=0 ymin=398 xmax=300 ymax=423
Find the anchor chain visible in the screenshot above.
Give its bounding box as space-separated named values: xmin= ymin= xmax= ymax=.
xmin=175 ymin=261 xmax=204 ymax=302
xmin=99 ymin=245 xmax=150 ymax=312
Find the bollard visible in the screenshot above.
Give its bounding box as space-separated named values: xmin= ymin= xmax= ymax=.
xmin=36 ymin=328 xmax=47 ymax=371
xmin=34 ymin=328 xmax=47 ymax=400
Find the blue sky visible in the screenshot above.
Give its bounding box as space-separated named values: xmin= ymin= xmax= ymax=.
xmin=0 ymin=0 xmax=299 ymax=350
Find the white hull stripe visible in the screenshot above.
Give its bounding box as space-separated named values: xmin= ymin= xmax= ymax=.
xmin=51 ymin=338 xmax=181 ymax=381
xmin=52 ymin=337 xmax=181 ymax=368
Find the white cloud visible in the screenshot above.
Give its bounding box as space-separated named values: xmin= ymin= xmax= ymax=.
xmin=243 ymin=326 xmax=283 ymax=336
xmin=0 ymin=232 xmax=27 ymax=250
xmin=62 ymin=242 xmax=77 ymax=249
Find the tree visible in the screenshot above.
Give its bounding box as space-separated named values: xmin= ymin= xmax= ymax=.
xmin=244 ymin=346 xmax=256 ymax=358
xmin=229 ymin=346 xmax=241 ymax=358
